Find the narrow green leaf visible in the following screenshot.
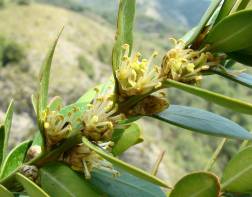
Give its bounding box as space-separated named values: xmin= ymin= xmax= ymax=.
xmin=82 ymin=137 xmax=170 ymax=188
xmin=91 ymin=169 xmax=166 ymax=197
xmin=16 ymin=173 xmax=49 ymax=197
xmin=31 ymin=95 xmax=37 ymax=115
xmin=2 ymin=100 xmax=14 ymax=162
xmin=48 ymin=96 xmax=63 ymax=111
xmin=236 ymin=0 xmax=251 ymax=11
xmin=153 ymin=105 xmax=252 ymax=140
xmin=76 ymin=88 xmax=96 ymax=104
xmin=37 ymin=28 xmax=63 ymax=126
xmin=222 ymin=146 xmax=252 ymax=193
xmin=0 ymin=184 xmax=13 ymax=197
xmin=59 ymin=102 xmax=88 ymax=131
xmin=40 ymin=162 xmax=101 ymax=197
xmin=185 ymin=0 xmax=222 ymax=46
xmin=112 ymin=0 xmax=136 ymax=73
xmin=181 ymin=27 xmax=197 ymax=44
xmin=31 ymin=131 xmax=43 ymax=147
xmin=170 ymin=172 xmax=221 ymax=197
xmin=205 ymin=10 xmax=252 ymax=52
xmin=163 ymin=79 xmax=252 ymax=115
xmin=0 ymin=140 xmax=32 ymax=179
xmin=214 ymin=0 xmax=237 ymax=24
xmin=0 ymin=125 xmax=5 ymax=167
xmin=228 ymin=51 xmax=252 ymax=66
xmin=112 ymin=123 xmax=143 ymax=156
xmin=213 ymin=69 xmax=252 ymax=88
xmin=76 ymin=79 xmax=114 ymax=104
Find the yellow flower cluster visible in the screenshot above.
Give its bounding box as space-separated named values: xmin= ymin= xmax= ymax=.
xmin=161 ymin=38 xmax=219 ymax=84
xmin=63 ymin=142 xmax=118 ymax=179
xmin=43 ymin=107 xmax=73 ymax=148
xmin=116 ymin=44 xmax=162 ymax=97
xmin=82 ymin=87 xmax=125 ymax=141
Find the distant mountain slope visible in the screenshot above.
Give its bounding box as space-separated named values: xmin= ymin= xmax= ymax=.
xmin=78 ymin=0 xmax=209 ymax=27
xmin=0 ymin=3 xmax=114 ymax=107
xmin=37 ymin=0 xmax=208 ymax=36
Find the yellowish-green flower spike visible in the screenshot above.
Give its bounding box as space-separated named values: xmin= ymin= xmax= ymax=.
xmin=116 ymin=44 xmax=162 ymax=97
xmin=43 ymin=107 xmax=73 ymax=148
xmin=82 ymin=88 xmax=125 ymax=141
xmin=63 ymin=143 xmax=118 ymax=179
xmin=161 ymin=38 xmax=220 ymax=84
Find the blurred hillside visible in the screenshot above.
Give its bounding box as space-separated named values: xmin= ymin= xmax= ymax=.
xmin=0 ymin=0 xmax=252 ymax=183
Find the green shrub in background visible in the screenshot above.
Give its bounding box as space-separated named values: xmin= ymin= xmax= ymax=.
xmin=0 ymin=36 xmax=25 ymax=67
xmin=0 ymin=0 xmax=5 ymax=7
xmin=16 ymin=0 xmax=32 ymax=5
xmin=97 ymin=43 xmax=111 ymax=64
xmin=78 ymin=54 xmax=95 ymax=79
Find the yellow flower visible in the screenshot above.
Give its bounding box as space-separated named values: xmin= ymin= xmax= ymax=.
xmin=82 ymin=87 xmax=125 ymax=141
xmin=116 ymin=44 xmax=162 ymax=97
xmin=161 ymin=38 xmax=219 ymax=84
xmin=43 ymin=107 xmax=73 ymax=148
xmin=63 ymin=142 xmax=118 ymax=179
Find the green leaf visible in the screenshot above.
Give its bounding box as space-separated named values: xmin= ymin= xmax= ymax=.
xmin=112 ymin=123 xmax=143 ymax=156
xmin=90 ymin=169 xmax=166 ymax=197
xmin=213 ymin=69 xmax=252 ymax=88
xmin=181 ymin=27 xmax=197 ymax=44
xmin=76 ymin=79 xmax=114 ymax=104
xmin=16 ymin=173 xmax=49 ymax=197
xmin=82 ymin=137 xmax=170 ymax=188
xmin=0 ymin=125 xmax=5 ymax=168
xmin=170 ymin=172 xmax=220 ymax=197
xmin=153 ymin=105 xmax=252 ymax=140
xmin=0 ymin=140 xmax=32 ymax=179
xmin=31 ymin=95 xmax=37 ymax=115
xmin=236 ymin=0 xmax=251 ymax=11
xmin=214 ymin=0 xmax=236 ymax=24
xmin=31 ymin=131 xmax=43 ymax=147
xmin=185 ymin=0 xmax=222 ymax=46
xmin=37 ymin=28 xmax=63 ymax=127
xmin=0 ymin=184 xmax=14 ymax=197
xmin=112 ymin=0 xmax=136 ymax=73
xmin=205 ymin=10 xmax=252 ymax=52
xmin=76 ymin=88 xmax=96 ymax=104
xmin=48 ymin=96 xmax=63 ymax=111
xmin=222 ymin=146 xmax=252 ymax=193
xmin=59 ymin=102 xmax=88 ymax=131
xmin=163 ymin=79 xmax=252 ymax=115
xmin=228 ymin=51 xmax=252 ymax=66
xmin=0 ymin=100 xmax=14 ymax=165
xmin=40 ymin=162 xmax=101 ymax=197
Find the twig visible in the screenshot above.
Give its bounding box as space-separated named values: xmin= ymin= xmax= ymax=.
xmin=204 ymin=138 xmax=227 ymax=171
xmin=151 ymin=150 xmax=165 ymax=176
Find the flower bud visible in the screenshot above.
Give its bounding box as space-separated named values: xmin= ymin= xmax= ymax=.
xmin=128 ymin=92 xmax=169 ymax=116
xmin=19 ymin=165 xmax=38 ymax=182
xmin=27 ymin=145 xmax=42 ymax=160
